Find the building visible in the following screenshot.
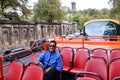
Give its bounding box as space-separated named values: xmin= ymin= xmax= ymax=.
xmin=71 ymin=1 xmax=76 ymax=12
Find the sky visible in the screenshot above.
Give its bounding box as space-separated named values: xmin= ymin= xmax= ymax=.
xmin=61 ymin=0 xmax=111 ymax=10
xmin=29 ymin=0 xmax=111 ymax=10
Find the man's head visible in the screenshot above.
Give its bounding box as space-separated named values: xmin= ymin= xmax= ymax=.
xmin=49 ymin=40 xmax=57 ymax=52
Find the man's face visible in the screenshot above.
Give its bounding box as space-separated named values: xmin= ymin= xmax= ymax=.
xmin=49 ymin=42 xmax=56 ymax=52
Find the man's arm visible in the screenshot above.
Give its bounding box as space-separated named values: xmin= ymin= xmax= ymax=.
xmin=34 ymin=52 xmax=45 ymax=67
xmin=56 ymin=55 xmax=63 ymax=72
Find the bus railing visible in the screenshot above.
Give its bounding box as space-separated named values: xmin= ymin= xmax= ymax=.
xmin=56 ymin=35 xmax=120 ymax=50
xmin=0 ymin=35 xmax=120 ymax=79
xmin=0 ymin=38 xmax=51 ymax=80
xmin=57 ymin=35 xmax=120 ymax=41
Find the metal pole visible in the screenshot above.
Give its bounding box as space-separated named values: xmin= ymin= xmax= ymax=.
xmin=82 ymin=36 xmax=84 ymax=48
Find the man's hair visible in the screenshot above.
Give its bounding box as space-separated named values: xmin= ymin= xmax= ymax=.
xmin=50 ymin=40 xmax=57 ymax=46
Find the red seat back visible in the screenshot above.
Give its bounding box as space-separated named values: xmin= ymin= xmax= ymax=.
xmin=69 ymin=48 xmax=90 ymax=74
xmin=92 ymin=48 xmax=108 ymax=63
xmin=110 ymin=48 xmax=120 ymax=60
xmin=22 ymin=66 xmax=43 ymax=80
xmin=44 ymin=43 xmax=49 ymax=51
xmin=4 ymin=61 xmax=23 ymax=80
xmin=85 ymin=59 xmax=107 ymax=80
xmin=56 ymin=47 xmax=60 ymax=53
xmin=74 ymin=48 xmax=90 ymax=69
xmin=92 ymin=48 xmax=108 ymax=69
xmin=109 ymin=57 xmax=120 ymax=80
xmin=31 ymin=52 xmax=41 ymax=62
xmin=60 ymin=47 xmax=74 ymax=71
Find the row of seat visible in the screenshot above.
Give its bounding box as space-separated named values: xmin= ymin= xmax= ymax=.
xmin=59 ymin=47 xmax=107 ymax=80
xmin=59 ymin=47 xmax=90 ymax=74
xmin=30 ymin=47 xmax=120 ymax=80
xmin=4 ymin=60 xmax=43 ymax=80
xmin=75 ymin=57 xmax=107 ymax=80
xmin=58 ymin=47 xmax=120 ymax=80
xmin=75 ymin=57 xmax=120 ymax=80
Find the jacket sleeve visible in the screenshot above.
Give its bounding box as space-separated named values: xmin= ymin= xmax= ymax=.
xmin=56 ymin=54 xmax=63 ymax=72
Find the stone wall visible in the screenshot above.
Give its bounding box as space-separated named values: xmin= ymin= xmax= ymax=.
xmin=0 ymin=20 xmax=77 ymax=51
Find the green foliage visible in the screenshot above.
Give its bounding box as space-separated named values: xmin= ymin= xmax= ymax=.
xmin=109 ymin=0 xmax=120 ymax=20
xmin=0 ymin=0 xmax=31 ymax=20
xmin=65 ymin=8 xmax=110 ymax=29
xmin=33 ymin=0 xmax=65 ymax=23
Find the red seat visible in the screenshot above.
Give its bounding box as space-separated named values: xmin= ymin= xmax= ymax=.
xmin=4 ymin=61 xmax=24 ymax=80
xmin=87 ymin=56 xmax=107 ymax=66
xmin=69 ymin=48 xmax=90 ymax=74
xmin=56 ymin=47 xmax=60 ymax=53
xmin=22 ymin=66 xmax=43 ymax=80
xmin=60 ymin=47 xmax=74 ymax=72
xmin=109 ymin=57 xmax=120 ymax=80
xmin=31 ymin=52 xmax=41 ymax=62
xmin=110 ymin=48 xmax=120 ymax=60
xmin=92 ymin=48 xmax=109 ymax=70
xmin=75 ymin=72 xmax=103 ymax=80
xmin=92 ymin=48 xmax=108 ymax=64
xmin=85 ymin=58 xmax=107 ymax=80
xmin=43 ymin=43 xmax=49 ymax=51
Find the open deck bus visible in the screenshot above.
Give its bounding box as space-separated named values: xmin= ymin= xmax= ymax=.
xmin=1 ymin=19 xmax=120 ymax=80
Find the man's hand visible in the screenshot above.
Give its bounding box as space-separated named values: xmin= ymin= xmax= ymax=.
xmin=34 ymin=59 xmax=44 ymax=67
xmin=44 ymin=67 xmax=51 ymax=74
xmin=34 ymin=59 xmax=39 ymax=64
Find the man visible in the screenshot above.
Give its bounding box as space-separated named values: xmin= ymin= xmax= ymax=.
xmin=35 ymin=40 xmax=63 ymax=80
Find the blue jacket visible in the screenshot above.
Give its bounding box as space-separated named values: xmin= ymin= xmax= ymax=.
xmin=37 ymin=51 xmax=63 ymax=72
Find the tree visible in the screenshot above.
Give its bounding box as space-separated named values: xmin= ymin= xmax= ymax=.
xmin=0 ymin=0 xmax=31 ymax=20
xmin=68 ymin=8 xmax=111 ymax=29
xmin=33 ymin=0 xmax=65 ymax=24
xmin=109 ymin=0 xmax=120 ymax=20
